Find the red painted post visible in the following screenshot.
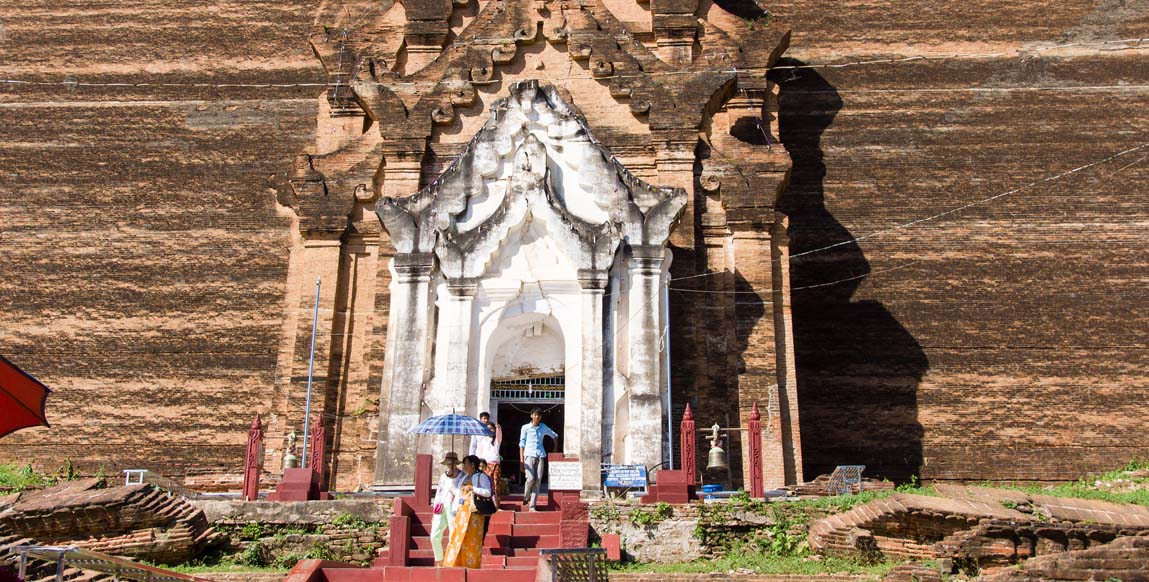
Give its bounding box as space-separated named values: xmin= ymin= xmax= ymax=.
xmin=307 ymin=418 xmax=326 ymax=491
xmin=680 ymin=404 xmax=696 ymax=486
xmin=242 ymin=414 xmax=263 ymax=501
xmin=388 ymin=497 xmax=412 ymax=567
xmin=414 ymin=453 xmax=433 ymax=507
xmin=748 ymin=402 xmax=764 ymax=499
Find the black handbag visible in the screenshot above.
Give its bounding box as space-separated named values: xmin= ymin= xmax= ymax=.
xmin=471 ymin=474 xmax=498 ymax=515
xmin=474 ymin=494 xmax=498 ymax=515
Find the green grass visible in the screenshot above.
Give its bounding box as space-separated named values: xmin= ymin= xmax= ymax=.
xmin=979 ymin=459 xmax=1149 ymax=506
xmin=611 ymin=549 xmax=894 ymax=577
xmin=162 ymin=563 xmax=289 ymax=574
xmin=0 ymin=463 xmax=51 ymax=492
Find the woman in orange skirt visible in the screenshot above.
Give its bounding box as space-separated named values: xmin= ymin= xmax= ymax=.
xmin=443 ymin=455 xmax=494 ymax=568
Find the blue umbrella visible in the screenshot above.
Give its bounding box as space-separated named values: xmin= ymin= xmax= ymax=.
xmin=410 ymin=414 xmax=493 ymax=436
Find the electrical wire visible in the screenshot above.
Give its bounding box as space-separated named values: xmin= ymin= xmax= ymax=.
xmin=790 ymin=141 xmax=1149 ymax=259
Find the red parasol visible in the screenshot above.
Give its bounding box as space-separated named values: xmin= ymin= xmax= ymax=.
xmin=0 ymin=354 xmax=51 ymax=438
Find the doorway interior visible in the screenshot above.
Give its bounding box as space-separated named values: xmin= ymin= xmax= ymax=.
xmin=490 ymin=375 xmax=565 ymax=491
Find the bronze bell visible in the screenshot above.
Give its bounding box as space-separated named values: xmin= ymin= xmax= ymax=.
xmin=706 ymin=444 xmax=729 ymax=471
xmin=705 ymin=423 xmax=729 ymax=471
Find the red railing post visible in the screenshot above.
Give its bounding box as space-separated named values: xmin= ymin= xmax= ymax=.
xmin=414 ymin=453 xmax=433 ymax=506
xmin=307 ymin=417 xmax=326 ymax=491
xmin=748 ymin=402 xmax=764 ymax=499
xmin=680 ymin=403 xmax=697 ymax=486
xmin=242 ymin=414 xmax=263 ymax=501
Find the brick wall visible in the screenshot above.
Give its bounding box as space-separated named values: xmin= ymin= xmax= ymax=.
xmin=1 ymin=0 xmax=1146 ymax=485
xmin=0 ymin=2 xmax=322 ymax=479
xmin=766 ymin=1 xmax=1149 ymax=482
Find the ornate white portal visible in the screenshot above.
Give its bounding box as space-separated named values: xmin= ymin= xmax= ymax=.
xmin=373 ymin=81 xmax=686 ymax=488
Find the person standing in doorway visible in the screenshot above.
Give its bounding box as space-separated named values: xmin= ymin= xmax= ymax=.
xmin=519 ymin=407 xmax=558 ymax=512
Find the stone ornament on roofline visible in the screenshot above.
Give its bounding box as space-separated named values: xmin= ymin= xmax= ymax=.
xmin=376 ymin=80 xmax=687 ymax=268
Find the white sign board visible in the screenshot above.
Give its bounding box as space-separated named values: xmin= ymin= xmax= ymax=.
xmin=547 ymin=461 xmax=584 ymax=491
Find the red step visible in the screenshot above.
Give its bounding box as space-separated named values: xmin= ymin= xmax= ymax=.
xmin=480 ymin=555 xmax=507 ymax=567
xmin=506 ymin=556 xmax=540 ymax=567
xmin=510 ymin=511 xmax=561 ymax=525
xmin=509 ymin=523 xmax=561 ymax=537
xmin=507 ymin=534 xmax=561 ymax=548
xmin=411 ymin=536 xmax=438 ymax=550
xmin=466 ymin=568 xmax=538 ymax=582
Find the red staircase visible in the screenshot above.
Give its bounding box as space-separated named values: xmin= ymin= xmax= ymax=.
xmin=292 ymin=494 xmax=569 ymax=582
xmin=287 ymin=454 xmax=591 ymax=582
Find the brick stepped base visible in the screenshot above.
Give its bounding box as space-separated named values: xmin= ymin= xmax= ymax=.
xmin=0 ymin=534 xmax=116 ymax=582
xmin=810 ymin=488 xmax=1149 ymax=569
xmin=981 ymin=535 xmax=1149 ymax=581
xmin=293 ymin=495 xmax=577 ymax=582
xmin=808 ymin=493 xmax=1030 ymax=560
xmin=0 ymin=478 xmax=223 ymax=565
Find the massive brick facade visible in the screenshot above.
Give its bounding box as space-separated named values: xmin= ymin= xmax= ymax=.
xmin=269 ymin=0 xmax=799 ymax=489
xmin=1 ymin=1 xmax=1146 ymax=487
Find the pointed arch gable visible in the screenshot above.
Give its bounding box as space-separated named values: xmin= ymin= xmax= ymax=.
xmin=377 ymin=80 xmax=687 ymax=281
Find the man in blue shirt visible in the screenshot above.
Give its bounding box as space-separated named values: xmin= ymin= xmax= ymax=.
xmin=518 ymin=407 xmax=559 ymax=511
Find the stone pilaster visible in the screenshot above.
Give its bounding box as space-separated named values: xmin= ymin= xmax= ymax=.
xmin=770 ymin=216 xmax=802 ymax=485
xmin=375 ymin=251 xmax=435 ymax=485
xmin=578 ymin=268 xmax=609 ymax=491
xmin=267 ymin=235 xmax=343 ymax=475
xmin=327 ymin=231 xmax=385 ymax=490
xmin=626 ymin=245 xmax=667 ymax=468
xmin=426 ymin=277 xmax=477 ymax=461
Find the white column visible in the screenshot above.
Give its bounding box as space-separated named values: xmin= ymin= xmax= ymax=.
xmin=578 ymin=268 xmax=609 ymax=491
xmin=429 ymin=278 xmax=477 ymax=415
xmin=428 ymin=278 xmax=477 ymax=460
xmin=375 ymin=252 xmax=434 ymax=485
xmin=626 ymin=245 xmax=666 ymax=469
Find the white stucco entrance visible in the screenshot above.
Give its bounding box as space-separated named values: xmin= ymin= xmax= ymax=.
xmin=373 ymin=80 xmax=687 ymax=489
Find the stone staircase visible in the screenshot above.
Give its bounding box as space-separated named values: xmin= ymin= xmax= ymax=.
xmin=291 ymin=493 xmax=582 ymax=582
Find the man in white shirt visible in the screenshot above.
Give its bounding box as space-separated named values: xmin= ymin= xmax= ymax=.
xmin=430 ymin=451 xmax=465 ymax=566
xmin=518 ymin=408 xmax=558 ymax=511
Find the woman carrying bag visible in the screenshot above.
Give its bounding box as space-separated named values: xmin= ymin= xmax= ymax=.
xmin=443 ymin=455 xmax=498 ymax=568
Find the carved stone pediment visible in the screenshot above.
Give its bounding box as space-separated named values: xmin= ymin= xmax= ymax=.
xmin=376 ymin=80 xmax=687 ymax=279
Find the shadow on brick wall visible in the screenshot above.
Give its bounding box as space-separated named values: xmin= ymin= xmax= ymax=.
xmin=769 ymin=60 xmax=928 ymax=482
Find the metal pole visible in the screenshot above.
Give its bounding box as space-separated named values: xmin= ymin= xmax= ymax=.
xmin=301 ymin=276 xmax=321 ymax=466
xmin=662 ymin=279 xmax=674 ymax=470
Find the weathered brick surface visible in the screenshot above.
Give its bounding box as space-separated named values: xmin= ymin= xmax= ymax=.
xmin=810 ymin=487 xmax=1149 ymax=567
xmin=769 ymin=4 xmax=1149 ymax=481
xmin=0 ymin=480 xmax=222 ymax=564
xmin=810 ymin=493 xmax=1030 ymax=559
xmin=1 ymin=0 xmax=1146 ymax=488
xmin=0 ymin=0 xmax=320 ymax=481
xmin=981 ymin=534 xmax=1149 ymax=581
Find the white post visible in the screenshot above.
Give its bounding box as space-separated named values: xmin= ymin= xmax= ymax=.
xmin=375 ymin=252 xmax=435 ymax=484
xmin=578 ymin=268 xmax=608 ymax=491
xmin=626 ymin=245 xmax=666 ymax=469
